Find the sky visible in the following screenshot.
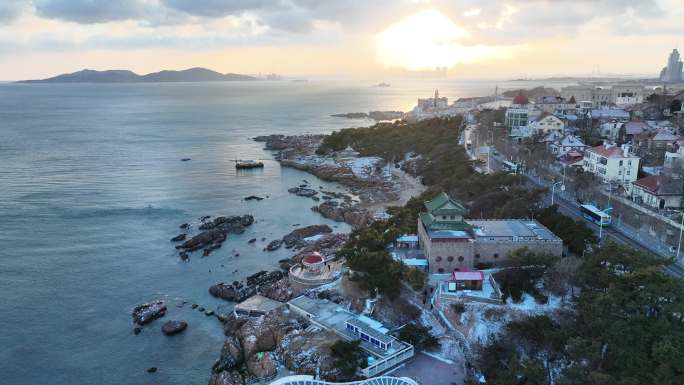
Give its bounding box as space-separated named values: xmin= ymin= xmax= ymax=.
xmin=1 ymin=0 xmax=683 ymax=80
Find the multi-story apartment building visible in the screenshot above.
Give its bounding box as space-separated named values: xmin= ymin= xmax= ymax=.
xmin=583 ymin=143 xmax=640 ymax=191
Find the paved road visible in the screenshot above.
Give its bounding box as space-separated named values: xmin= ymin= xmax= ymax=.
xmin=521 ymin=167 xmax=684 ymax=278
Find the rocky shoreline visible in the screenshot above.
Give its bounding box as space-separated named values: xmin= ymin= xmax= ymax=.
xmin=254 ymin=134 xmax=422 ymax=226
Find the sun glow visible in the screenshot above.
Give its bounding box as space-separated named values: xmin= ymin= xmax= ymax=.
xmin=375 ymin=9 xmax=504 ymax=71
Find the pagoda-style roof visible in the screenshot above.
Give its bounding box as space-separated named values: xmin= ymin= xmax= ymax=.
xmin=424 ymin=192 xmax=467 ymax=215
xmin=419 ymin=212 xmax=471 ymax=231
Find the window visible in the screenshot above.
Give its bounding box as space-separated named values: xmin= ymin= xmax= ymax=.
xmin=458 ymin=256 xmax=464 ymax=262
xmin=475 ymin=254 xmax=480 ymax=259
xmin=438 ymin=268 xmax=444 ymax=273
xmin=447 ymin=256 xmax=454 ymax=262
xmin=494 ymin=253 xmax=499 ymax=259
xmin=619 ymin=160 xmax=623 ymax=166
xmin=435 ymin=256 xmax=442 ymax=262
xmin=450 ymin=216 xmax=455 ymax=220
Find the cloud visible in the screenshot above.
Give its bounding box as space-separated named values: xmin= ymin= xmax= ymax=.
xmin=33 ymin=0 xmax=150 ymax=23
xmin=0 ymin=0 xmax=26 ymax=23
xmin=161 ymin=0 xmax=284 ymax=17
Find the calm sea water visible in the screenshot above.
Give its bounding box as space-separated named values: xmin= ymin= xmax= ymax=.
xmin=0 ymin=78 xmax=574 ymax=385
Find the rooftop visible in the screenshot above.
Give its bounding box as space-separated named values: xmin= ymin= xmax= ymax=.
xmin=287 ymin=296 xmax=410 ymax=359
xmin=468 ymin=219 xmax=560 ymax=241
xmin=588 ymin=144 xmax=635 ymax=158
xmin=633 ymin=175 xmax=683 ymax=195
xmin=424 ymin=192 xmax=467 ymax=214
xmin=452 ymin=271 xmax=484 ymax=281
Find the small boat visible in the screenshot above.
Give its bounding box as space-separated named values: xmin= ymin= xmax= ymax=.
xmin=235 ymin=160 xmax=264 ymax=169
xmin=376 ymin=82 xmax=391 ymax=87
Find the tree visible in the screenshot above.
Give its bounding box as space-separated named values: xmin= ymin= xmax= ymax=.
xmin=404 ymin=267 xmax=427 ymax=291
xmin=330 ymin=340 xmax=367 ymax=377
xmin=398 ymin=323 xmax=440 ymax=350
xmin=536 ymin=204 xmax=597 ymax=255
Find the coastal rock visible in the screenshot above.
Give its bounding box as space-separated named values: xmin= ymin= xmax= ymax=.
xmin=266 ymin=239 xmax=282 ymax=251
xmin=170 ymin=233 xmax=186 ymax=242
xmin=237 ymin=309 xmax=302 ymax=357
xmin=253 ymin=134 xmax=287 ymax=150
xmin=282 ymin=224 xmax=333 ymax=249
xmin=180 ymin=158 xmax=191 ymax=162
xmin=180 ymin=223 xmax=191 ymax=229
xmin=132 ymin=301 xmax=166 ymax=325
xmin=277 ymin=329 xmax=341 ymax=380
xmin=212 ymin=336 xmax=243 ymax=373
xmin=161 ymin=320 xmax=188 ymax=335
xmin=259 ymin=276 xmax=295 ymax=302
xmin=246 ymin=352 xmax=277 ymax=378
xmin=209 ymin=282 xmax=255 ymax=302
xmin=248 ymin=238 xmax=257 ymax=244
xmin=287 ymin=187 xmax=318 ymax=197
xmin=208 ymin=370 xmax=243 ymax=385
xmin=244 ymin=195 xmax=264 ymax=201
xmin=147 ymin=367 xmax=157 ymax=373
xmin=222 ymin=313 xmax=248 ymax=337
xmin=246 ymin=270 xmax=284 ymax=287
xmin=312 ymin=201 xmax=372 ymax=227
xmin=176 ymin=215 xmax=254 ymax=257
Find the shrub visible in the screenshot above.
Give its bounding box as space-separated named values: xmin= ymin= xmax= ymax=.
xmin=398 ymin=323 xmax=440 ymax=351
xmin=330 ymin=340 xmax=367 ymax=377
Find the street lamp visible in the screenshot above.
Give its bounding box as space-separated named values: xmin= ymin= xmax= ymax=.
xmin=677 ymin=210 xmax=684 ymax=260
xmin=551 ymin=180 xmax=564 ymax=206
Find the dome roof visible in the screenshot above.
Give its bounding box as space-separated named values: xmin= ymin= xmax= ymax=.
xmin=513 ymin=95 xmax=529 ymax=105
xmin=302 ymin=252 xmax=324 ymax=265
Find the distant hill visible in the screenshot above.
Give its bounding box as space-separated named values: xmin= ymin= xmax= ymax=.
xmin=18 ymin=67 xmax=259 ymax=83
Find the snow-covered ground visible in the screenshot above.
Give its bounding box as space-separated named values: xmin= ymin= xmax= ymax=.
xmin=340 ymin=156 xmax=384 ymax=180
xmin=460 ymin=291 xmax=566 ymax=346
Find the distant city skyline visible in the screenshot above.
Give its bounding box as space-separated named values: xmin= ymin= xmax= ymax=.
xmin=1 ymin=0 xmax=683 ymax=80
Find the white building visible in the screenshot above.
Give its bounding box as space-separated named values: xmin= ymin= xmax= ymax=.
xmin=583 ymin=143 xmax=640 ymax=191
xmin=550 ymin=134 xmax=587 ymax=156
xmin=530 ymin=112 xmax=565 ymax=135
xmin=631 ymin=175 xmax=682 ymax=210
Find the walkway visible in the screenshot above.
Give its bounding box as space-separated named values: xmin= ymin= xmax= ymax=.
xmin=268 ymin=375 xmax=420 ymax=385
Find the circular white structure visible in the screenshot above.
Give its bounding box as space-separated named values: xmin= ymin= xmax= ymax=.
xmin=302 ymin=252 xmax=324 ymax=273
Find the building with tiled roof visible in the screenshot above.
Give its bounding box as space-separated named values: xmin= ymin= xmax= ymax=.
xmin=631 ymin=175 xmax=683 ymax=209
xmin=583 ymin=143 xmax=640 ymax=191
xmin=417 ymin=193 xmax=562 ymax=273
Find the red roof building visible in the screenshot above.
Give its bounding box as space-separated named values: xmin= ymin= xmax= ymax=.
xmin=512 ymin=95 xmax=529 ymax=105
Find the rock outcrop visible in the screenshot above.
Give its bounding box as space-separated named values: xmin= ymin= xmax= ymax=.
xmin=276 ymin=329 xmax=342 ymax=381
xmin=266 ymin=239 xmax=282 ymax=251
xmin=246 ymin=352 xmax=277 ymax=378
xmin=175 ymin=215 xmax=254 ymax=258
xmin=312 ymin=201 xmax=373 ymax=227
xmin=161 ymin=320 xmax=188 ymax=335
xmin=132 ymin=301 xmax=166 ymax=325
xmin=212 ymin=336 xmax=243 ymax=372
xmin=209 ymin=271 xmax=288 ymax=303
xmin=208 ymin=370 xmax=243 ymax=385
xmin=282 ymin=224 xmax=333 ymax=249
xmin=287 ymin=186 xmax=318 ymax=197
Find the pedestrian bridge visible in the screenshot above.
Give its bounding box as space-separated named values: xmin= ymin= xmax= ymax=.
xmin=268 ymin=375 xmax=419 ymax=385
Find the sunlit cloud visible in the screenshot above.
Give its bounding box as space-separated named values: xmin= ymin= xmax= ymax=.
xmin=375 ymin=9 xmax=519 ymax=70
xmin=463 ymin=8 xmax=480 ymax=17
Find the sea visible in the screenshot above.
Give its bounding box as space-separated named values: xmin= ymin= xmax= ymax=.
xmin=0 ymin=78 xmax=577 ymax=385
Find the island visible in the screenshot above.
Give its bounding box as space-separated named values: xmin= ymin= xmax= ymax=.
xmin=17 ymin=67 xmax=259 ymax=83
